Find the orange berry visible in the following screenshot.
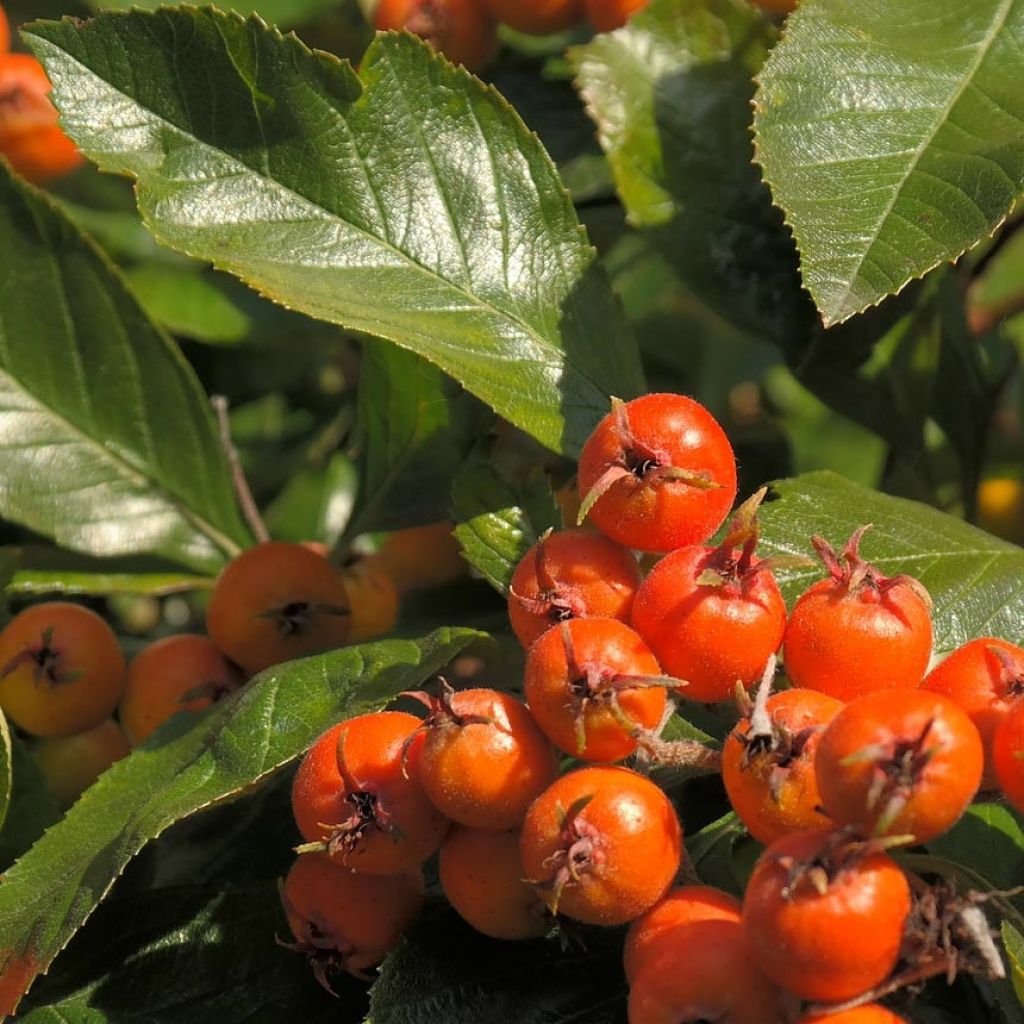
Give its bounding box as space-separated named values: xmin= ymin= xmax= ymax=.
xmin=377 ymin=521 xmax=467 ymax=594
xmin=0 ymin=7 xmax=9 ymax=53
xmin=206 ymin=541 xmax=351 ymax=675
xmin=341 ymin=555 xmax=400 ymax=642
xmin=485 ymin=0 xmax=582 ymax=34
xmin=585 ymin=0 xmax=648 ymax=33
xmin=0 ymin=602 xmax=124 ymax=738
xmin=375 ymin=0 xmax=497 ymax=72
xmin=33 ymin=719 xmax=129 ymax=807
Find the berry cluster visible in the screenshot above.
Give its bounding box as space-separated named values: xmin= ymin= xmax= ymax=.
xmin=280 ymin=392 xmax=1016 ymax=1020
xmin=0 ymin=526 xmax=464 ymax=807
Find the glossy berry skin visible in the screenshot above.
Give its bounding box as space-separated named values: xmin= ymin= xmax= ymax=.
xmin=0 ymin=602 xmax=125 ymax=738
xmin=375 ymin=0 xmax=496 ymax=72
xmin=33 ymin=719 xmax=130 ymax=808
xmin=627 ymin=918 xmax=788 ymax=1024
xmin=0 ymin=54 xmax=84 ymax=183
xmin=524 ymin=618 xmax=667 ymax=762
xmin=485 ymin=0 xmax=582 ymax=34
xmin=795 ymin=1007 xmax=907 ymax=1024
xmin=816 ymin=689 xmax=983 ymax=843
xmin=340 ymin=555 xmax=400 ymax=643
xmin=624 ymin=885 xmax=741 ymax=984
xmin=508 ymin=529 xmax=641 ymax=650
xmin=585 ymin=0 xmax=648 ymax=32
xmin=415 ymin=687 xmax=557 ymax=829
xmin=742 ymin=829 xmax=911 ymax=1003
xmin=207 ymin=541 xmax=351 ymax=675
xmin=922 ymin=636 xmax=1024 ymax=787
xmin=440 ymin=827 xmax=547 ymax=939
xmin=993 ymin=698 xmax=1024 ymax=815
xmin=631 ymin=545 xmax=785 ymax=702
xmin=783 ymin=577 xmax=932 ymax=701
xmin=119 ymin=634 xmax=241 ymax=746
xmin=722 ymin=689 xmax=842 ymax=845
xmin=520 ymin=765 xmax=682 ymax=926
xmin=577 ymin=394 xmax=737 ymax=554
xmin=281 ymin=852 xmax=424 ymax=975
xmin=291 ymin=712 xmax=449 ymax=874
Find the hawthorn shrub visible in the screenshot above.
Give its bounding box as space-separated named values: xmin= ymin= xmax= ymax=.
xmin=0 ymin=0 xmax=1021 ymax=1022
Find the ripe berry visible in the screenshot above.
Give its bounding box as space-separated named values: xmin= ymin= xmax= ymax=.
xmin=795 ymin=1007 xmax=907 ymax=1024
xmin=206 ymin=541 xmax=351 ymax=675
xmin=782 ymin=527 xmax=933 ymax=700
xmin=377 ymin=521 xmax=467 ymax=593
xmin=508 ymin=528 xmax=641 ymax=650
xmin=576 ymin=394 xmax=737 ymax=554
xmin=439 ymin=827 xmax=548 ymax=940
xmin=520 ymin=765 xmax=682 ymax=925
xmin=33 ymin=719 xmax=130 ymax=808
xmin=375 ymin=0 xmax=497 ymax=73
xmin=627 ymin=917 xmax=788 ymax=1024
xmin=742 ymin=829 xmax=911 ymax=1003
xmin=119 ymin=634 xmax=241 ymax=746
xmin=993 ymin=697 xmax=1024 ymax=815
xmin=280 ymin=852 xmax=424 ymax=983
xmin=524 ymin=618 xmax=668 ymax=762
xmin=406 ymin=682 xmax=558 ymax=829
xmin=0 ymin=602 xmax=124 ymax=738
xmin=623 ymin=885 xmax=741 ymax=984
xmin=484 ymin=0 xmax=582 ymax=34
xmin=291 ymin=711 xmax=449 ymax=874
xmin=0 ymin=53 xmax=83 ymax=183
xmin=340 ymin=554 xmax=400 ymax=643
xmin=585 ymin=0 xmax=648 ymax=32
xmin=722 ymin=688 xmax=842 ymax=845
xmin=0 ymin=7 xmax=8 ymax=53
xmin=921 ymin=636 xmax=1024 ymax=787
xmin=815 ymin=689 xmax=983 ymax=844
xmin=630 ymin=495 xmax=786 ymax=702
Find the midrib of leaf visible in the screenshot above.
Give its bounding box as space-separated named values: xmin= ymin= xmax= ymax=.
xmin=829 ymin=0 xmax=1016 ymax=320
xmin=44 ymin=42 xmax=611 ymax=401
xmin=0 ymin=366 xmax=242 ymax=560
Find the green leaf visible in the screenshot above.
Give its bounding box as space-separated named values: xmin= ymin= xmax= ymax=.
xmin=926 ymin=803 xmax=1024 ymax=895
xmin=685 ymin=811 xmax=751 ymax=898
xmin=0 ymin=627 xmax=484 ymax=1017
xmin=571 ymin=0 xmax=812 ymax=344
xmin=0 ymin=733 xmax=61 ymax=872
xmin=369 ymin=902 xmax=626 ymax=1024
xmin=759 ymin=470 xmax=1024 ymax=653
xmin=27 ymin=11 xmax=645 ymax=457
xmin=350 ymin=343 xmax=490 ymax=537
xmin=451 ymin=461 xmax=561 ymax=594
xmin=263 ymin=452 xmax=359 ymax=547
xmin=754 ymin=0 xmax=1024 ymax=326
xmin=1004 ymin=921 xmax=1024 ymax=1009
xmin=3 ymin=545 xmax=212 ymax=597
xmin=16 ymin=885 xmax=350 ymax=1024
xmin=88 ymin=0 xmax=344 ymax=28
xmin=124 ymin=265 xmax=252 ymax=345
xmin=0 ymin=165 xmax=251 ymax=574
xmin=0 ymin=710 xmax=10 ymax=838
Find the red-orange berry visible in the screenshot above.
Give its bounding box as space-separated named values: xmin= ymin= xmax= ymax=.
xmin=742 ymin=829 xmax=911 ymax=1003
xmin=291 ymin=711 xmax=449 ymax=874
xmin=206 ymin=541 xmax=351 ymax=675
xmin=33 ymin=719 xmax=130 ymax=808
xmin=815 ymin=689 xmax=984 ymax=844
xmin=340 ymin=554 xmax=400 ymax=643
xmin=921 ymin=636 xmax=1024 ymax=788
xmin=722 ymin=688 xmax=842 ymax=845
xmin=377 ymin=521 xmax=467 ymax=594
xmin=508 ymin=529 xmax=641 ymax=650
xmin=585 ymin=0 xmax=648 ymax=32
xmin=627 ymin=917 xmax=788 ymax=1024
xmin=782 ymin=527 xmax=933 ymax=700
xmin=280 ymin=852 xmax=424 ymax=982
xmin=524 ymin=618 xmax=668 ymax=762
xmin=119 ymin=633 xmax=241 ymax=746
xmin=623 ymin=885 xmax=741 ymax=984
xmin=407 ymin=683 xmax=558 ymax=829
xmin=630 ymin=497 xmax=785 ymax=702
xmin=520 ymin=765 xmax=682 ymax=925
xmin=795 ymin=1007 xmax=907 ymax=1024
xmin=484 ymin=0 xmax=582 ymax=34
xmin=0 ymin=602 xmax=124 ymax=738
xmin=0 ymin=7 xmax=9 ymax=53
xmin=0 ymin=53 xmax=83 ymax=183
xmin=576 ymin=394 xmax=737 ymax=554
xmin=993 ymin=697 xmax=1024 ymax=815
xmin=440 ymin=827 xmax=548 ymax=940
xmin=375 ymin=0 xmax=497 ymax=72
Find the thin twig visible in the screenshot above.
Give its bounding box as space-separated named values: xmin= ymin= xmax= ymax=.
xmin=212 ymin=394 xmax=269 ymax=543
